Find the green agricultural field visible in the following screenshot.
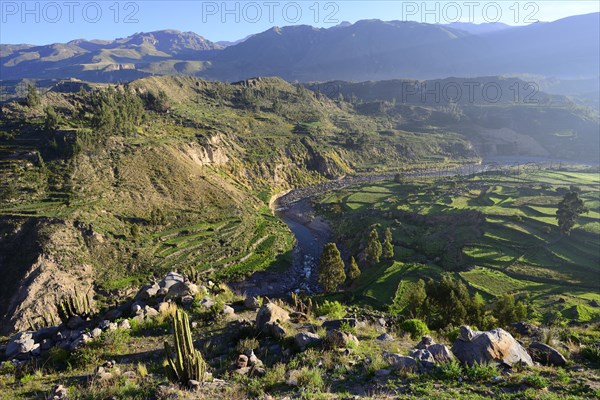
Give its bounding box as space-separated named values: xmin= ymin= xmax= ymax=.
xmin=316 ymin=167 xmax=600 ymax=322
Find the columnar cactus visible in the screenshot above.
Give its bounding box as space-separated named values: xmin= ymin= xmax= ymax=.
xmin=55 ymin=289 xmax=93 ymax=323
xmin=164 ymin=308 xmax=207 ymax=386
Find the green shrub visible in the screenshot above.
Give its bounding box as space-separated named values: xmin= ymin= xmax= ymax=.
xmin=339 ymin=320 xmax=356 ymax=335
xmin=295 ymin=367 xmax=325 ymax=393
xmin=464 ymin=362 xmax=498 ymax=382
xmin=438 ymin=359 xmax=463 ymax=381
xmin=317 ymin=300 xmax=346 ymax=319
xmin=581 ymin=344 xmax=600 ymax=364
xmin=0 ymin=361 xmax=16 ymax=375
xmin=400 ymin=319 xmax=429 ymax=340
xmin=523 ymin=373 xmax=549 ymax=389
xmin=46 ymin=347 xmax=70 ymax=369
xmin=443 ymin=326 xmax=461 ymax=343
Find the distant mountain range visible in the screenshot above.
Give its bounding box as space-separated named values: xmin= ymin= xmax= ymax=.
xmin=1 ymin=13 xmax=598 ymax=83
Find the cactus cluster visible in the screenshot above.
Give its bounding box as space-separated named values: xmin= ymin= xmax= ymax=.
xmin=291 ymin=291 xmax=314 ymax=315
xmin=55 ymin=289 xmax=93 ymax=323
xmin=164 ymin=308 xmax=208 ymax=386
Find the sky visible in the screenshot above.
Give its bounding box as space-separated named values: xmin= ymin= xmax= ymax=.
xmin=1 ymin=0 xmax=599 ymax=45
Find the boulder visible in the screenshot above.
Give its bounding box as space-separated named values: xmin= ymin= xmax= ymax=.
xmin=416 ymin=335 xmax=434 ymax=350
xmin=69 ymin=333 xmax=92 ymax=351
xmin=90 ymin=327 xmax=103 ymax=339
xmin=118 ymin=320 xmax=131 ymax=330
xmin=451 ymin=326 xmax=533 ymax=367
xmin=103 ymin=308 xmax=123 ymax=321
xmin=270 ymin=323 xmax=287 ymax=340
xmin=428 ymin=343 xmax=454 ymax=363
xmin=144 ymin=306 xmax=159 ymax=319
xmin=66 ymin=315 xmax=85 ymax=329
xmin=166 ymin=282 xmax=199 ymax=299
xmin=199 ymin=297 xmax=214 ymax=309
xmin=136 ymin=282 xmax=160 ymax=300
xmin=98 ymin=320 xmax=111 ymax=330
xmin=5 ymin=332 xmax=36 ymax=358
xmin=33 ymin=326 xmax=59 ymax=341
xmin=289 ymin=311 xmax=308 ymax=323
xmin=256 ymin=302 xmax=290 ymax=338
xmin=244 ymin=296 xmax=261 ymax=309
xmin=160 ymin=272 xmax=185 ymax=290
xmin=528 ymin=342 xmax=567 ymax=367
xmin=49 ymin=384 xmax=68 ymax=400
xmin=511 ymin=321 xmax=541 ymax=337
xmin=131 ymin=302 xmax=144 ymax=316
xmin=40 ymin=338 xmax=55 ymax=351
xmin=384 ymin=352 xmax=418 ymax=371
xmin=295 ymin=331 xmax=322 ymax=349
xmin=409 ymin=349 xmax=435 ymax=370
xmin=325 ymin=329 xmax=359 ymax=349
xmin=376 ymin=333 xmax=394 ymax=341
xmin=157 ymin=302 xmax=171 ymax=313
xmin=223 ymin=305 xmax=235 ymax=315
xmin=322 ymin=318 xmax=362 ymax=331
xmin=247 ymin=350 xmax=263 ymax=368
xmin=188 ymin=379 xmax=202 ymax=391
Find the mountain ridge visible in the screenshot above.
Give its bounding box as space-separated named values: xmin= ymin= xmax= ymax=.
xmin=1 ymin=13 xmax=598 ymax=82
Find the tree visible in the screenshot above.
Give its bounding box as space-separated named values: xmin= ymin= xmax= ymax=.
xmin=556 ymin=191 xmax=588 ymax=235
xmin=44 ymin=106 xmax=59 ymax=130
xmin=405 ymin=278 xmax=427 ymax=318
xmin=365 ymin=228 xmax=382 ymax=265
xmin=26 ymin=84 xmax=40 ymax=107
xmin=347 ymin=256 xmax=361 ymax=281
xmin=494 ymin=294 xmax=527 ymax=327
xmin=318 ymin=243 xmax=346 ymax=293
xmin=383 ymin=227 xmax=394 ymax=260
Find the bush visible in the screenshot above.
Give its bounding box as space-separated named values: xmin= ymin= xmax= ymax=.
xmin=438 ymin=359 xmax=463 ymax=381
xmin=295 ymin=367 xmax=325 ymax=393
xmin=464 ymin=362 xmax=498 ymax=382
xmin=581 ymin=344 xmax=600 ymax=364
xmin=401 ymin=319 xmax=429 ymax=340
xmin=46 ymin=347 xmax=70 ymax=369
xmin=523 ymin=373 xmax=549 ymax=389
xmin=0 ymin=361 xmax=16 ymax=375
xmin=317 ymin=300 xmax=346 ymax=319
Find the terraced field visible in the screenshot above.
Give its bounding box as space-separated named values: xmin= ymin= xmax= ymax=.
xmin=316 ymin=167 xmax=600 ymax=322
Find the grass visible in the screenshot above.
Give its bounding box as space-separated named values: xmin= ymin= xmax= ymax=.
xmin=315 ymin=168 xmax=600 ymax=321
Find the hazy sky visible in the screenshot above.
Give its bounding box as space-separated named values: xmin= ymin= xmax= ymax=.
xmin=1 ymin=0 xmax=599 ymax=45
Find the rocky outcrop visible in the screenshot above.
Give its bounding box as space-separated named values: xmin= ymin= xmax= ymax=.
xmin=528 ymin=342 xmax=567 ymax=366
xmin=452 ymin=326 xmax=533 ymax=367
xmin=256 ymin=301 xmax=289 ymax=339
xmin=5 ymin=332 xmax=38 ymax=358
xmin=0 ymin=220 xmax=96 ymax=336
xmin=294 ymin=331 xmax=322 ymax=350
xmin=182 ymin=137 xmax=229 ymax=166
xmin=325 ymin=329 xmax=359 ymax=349
xmin=384 ymin=352 xmax=418 ymax=372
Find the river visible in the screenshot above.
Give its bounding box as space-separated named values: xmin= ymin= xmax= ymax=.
xmin=236 ymin=159 xmax=597 ymax=297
